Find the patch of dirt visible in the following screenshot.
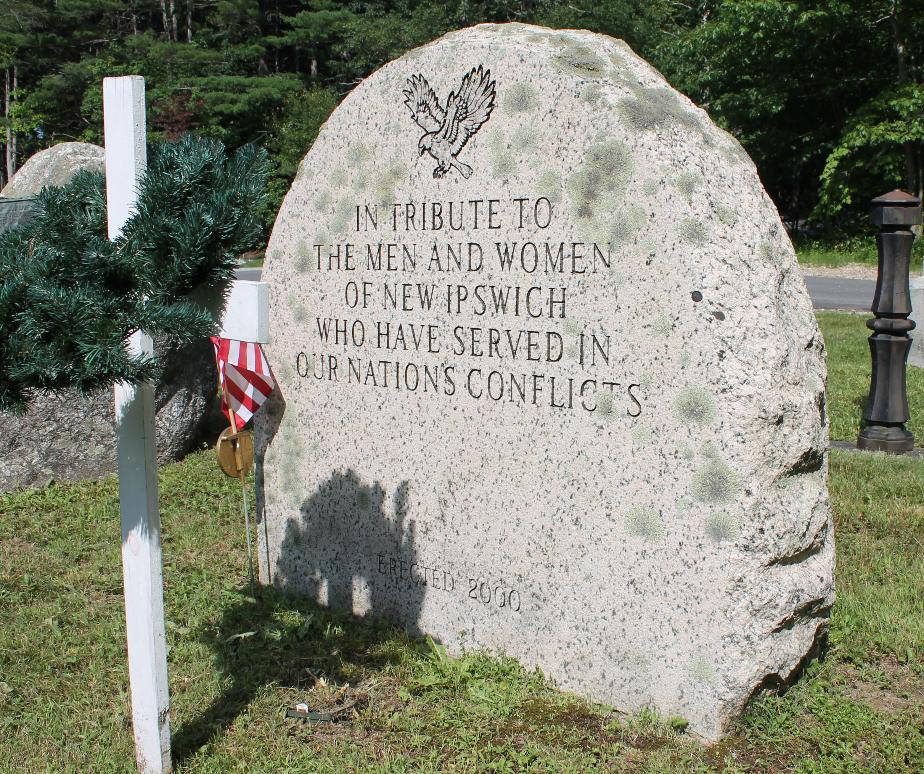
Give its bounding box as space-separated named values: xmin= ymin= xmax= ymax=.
xmin=0 ymin=537 xmax=39 ymax=574
xmin=703 ymin=741 xmax=800 ymax=774
xmin=1 ymin=537 xmax=37 ymax=555
xmin=800 ymin=264 xmax=879 ymax=280
xmin=280 ymin=676 xmax=393 ymax=748
xmin=840 ymin=657 xmax=924 ymax=714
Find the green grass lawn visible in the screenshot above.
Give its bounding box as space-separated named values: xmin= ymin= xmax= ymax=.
xmin=795 ymin=238 xmax=924 ymax=270
xmin=1 ymin=313 xmax=923 ymax=773
xmin=796 ymin=242 xmax=878 ymax=270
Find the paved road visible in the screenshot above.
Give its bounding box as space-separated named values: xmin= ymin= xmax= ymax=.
xmin=235 ymin=269 xmax=876 ymax=312
xmin=236 ymin=267 xmax=262 ymax=282
xmin=804 ymin=275 xmax=874 ymax=312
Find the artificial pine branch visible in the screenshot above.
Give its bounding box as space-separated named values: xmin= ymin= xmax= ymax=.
xmin=0 ymin=136 xmax=269 ymax=412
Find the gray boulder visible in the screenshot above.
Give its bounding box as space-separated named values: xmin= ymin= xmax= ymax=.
xmin=0 ymin=142 xmax=104 ymax=198
xmin=0 ymin=339 xmax=222 ymax=492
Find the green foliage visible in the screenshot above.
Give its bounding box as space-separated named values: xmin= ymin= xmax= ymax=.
xmin=817 ymin=83 xmax=924 ymax=216
xmin=0 ymin=135 xmax=268 ymax=412
xmin=261 ymin=85 xmax=337 ymax=227
xmin=657 ymin=1 xmax=924 ymax=228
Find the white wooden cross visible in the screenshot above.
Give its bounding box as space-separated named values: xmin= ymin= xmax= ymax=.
xmin=105 ymin=75 xmax=172 ymax=774
xmin=104 ymin=76 xmax=268 ymax=773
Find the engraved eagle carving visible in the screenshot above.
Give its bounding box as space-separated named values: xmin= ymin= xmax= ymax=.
xmin=403 ymin=65 xmax=496 ymax=179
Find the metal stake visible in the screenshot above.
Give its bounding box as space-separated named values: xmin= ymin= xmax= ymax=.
xmin=231 ymin=423 xmax=256 ymax=597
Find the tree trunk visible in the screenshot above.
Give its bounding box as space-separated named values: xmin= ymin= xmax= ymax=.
xmin=186 ymin=0 xmax=193 ymax=42
xmin=914 ymin=145 xmax=924 ymax=201
xmin=4 ymin=66 xmax=15 ymax=185
xmin=160 ymin=0 xmax=169 ymax=39
xmin=890 ymin=1 xmax=917 ymax=194
xmin=10 ymin=65 xmax=16 ymax=180
xmin=169 ymin=0 xmax=178 ymax=41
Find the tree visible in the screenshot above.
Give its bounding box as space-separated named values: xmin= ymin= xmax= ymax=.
xmin=816 ymin=1 xmax=924 ymax=219
xmin=658 ymin=0 xmax=924 ymax=230
xmin=261 ymin=84 xmax=337 ymax=225
xmin=0 ymin=0 xmax=46 ymax=185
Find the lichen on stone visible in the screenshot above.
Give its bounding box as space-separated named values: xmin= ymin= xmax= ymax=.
xmin=295 ymin=239 xmax=315 ymax=274
xmin=552 ymin=43 xmax=608 ymax=78
xmin=512 ymin=125 xmax=539 ymax=150
xmin=536 ymin=169 xmax=563 ymax=204
xmin=608 ymin=205 xmax=646 ymax=245
xmin=493 ymin=152 xmax=516 ymax=178
xmin=758 ymin=241 xmax=778 ymax=264
xmin=705 ymin=512 xmax=739 ymax=543
xmin=596 ymin=388 xmax=614 ymax=415
xmin=619 ymin=86 xmax=702 ymax=134
xmin=278 ymin=422 xmax=307 ymax=504
xmin=580 ymin=84 xmax=603 ymax=105
xmin=483 ymin=128 xmax=516 ymax=178
xmin=721 ymin=137 xmax=752 ymax=167
xmin=609 ymin=50 xmax=628 ymax=69
xmin=625 ymin=506 xmax=664 ymax=542
xmin=287 ymin=295 xmax=308 ymax=324
xmin=673 ymin=386 xmax=716 ymax=425
xmin=715 ymin=203 xmax=738 ymax=227
xmin=699 ymin=441 xmax=720 ymax=460
xmin=346 ymin=142 xmax=369 ymax=169
xmin=294 ymin=254 xmax=313 ymax=274
xmin=631 ymin=425 xmax=653 ymax=445
xmin=351 ymin=171 xmax=368 ymax=193
xmin=314 ymin=190 xmax=331 ymax=210
xmin=504 ymin=82 xmax=539 ymax=114
xmin=275 ymin=359 xmax=295 ymax=383
xmin=330 ymin=198 xmax=353 ymax=232
xmin=674 ymin=170 xmax=702 ymax=200
xmin=329 ymin=166 xmax=347 ymax=188
xmin=679 ymin=217 xmax=708 ymax=246
xmin=691 ymin=459 xmax=739 ymax=504
xmin=652 ymin=314 xmax=673 ymax=337
xmin=688 ymin=656 xmax=716 ymax=685
xmin=370 ymin=161 xmax=407 ymax=206
xmin=568 ymin=139 xmax=633 ymax=221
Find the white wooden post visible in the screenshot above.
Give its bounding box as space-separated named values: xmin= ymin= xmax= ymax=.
xmin=104 ymin=76 xmax=172 ymax=774
xmin=218 ymin=280 xmax=269 ymax=342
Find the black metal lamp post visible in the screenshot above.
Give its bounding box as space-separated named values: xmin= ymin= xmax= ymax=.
xmin=857 ymin=190 xmax=921 ymax=453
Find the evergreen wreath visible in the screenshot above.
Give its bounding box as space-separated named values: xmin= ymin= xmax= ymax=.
xmin=0 ymin=135 xmax=269 ymax=412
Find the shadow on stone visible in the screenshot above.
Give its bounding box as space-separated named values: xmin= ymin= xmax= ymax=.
xmin=276 ymin=470 xmax=426 ymax=636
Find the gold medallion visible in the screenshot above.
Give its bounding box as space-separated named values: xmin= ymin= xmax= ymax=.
xmin=216 ymin=427 xmax=254 ymax=479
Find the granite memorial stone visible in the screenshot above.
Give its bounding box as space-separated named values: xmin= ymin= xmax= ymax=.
xmin=256 ymin=23 xmax=835 ymax=739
